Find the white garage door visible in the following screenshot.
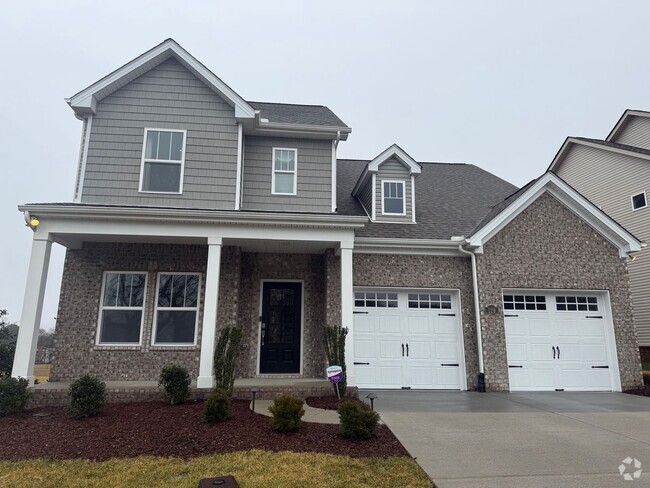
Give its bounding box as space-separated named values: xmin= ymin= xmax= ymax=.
xmin=353 ymin=289 xmax=464 ymax=390
xmin=504 ymin=291 xmax=618 ymax=392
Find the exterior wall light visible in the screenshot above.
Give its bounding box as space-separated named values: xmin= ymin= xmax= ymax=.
xmin=30 ymin=217 xmax=40 ymax=227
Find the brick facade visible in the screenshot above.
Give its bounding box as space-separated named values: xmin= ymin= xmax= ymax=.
xmin=352 ymin=253 xmax=480 ymax=390
xmin=476 ymin=192 xmax=643 ymax=391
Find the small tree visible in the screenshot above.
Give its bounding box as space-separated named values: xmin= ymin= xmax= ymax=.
xmin=0 ymin=310 xmax=18 ymax=377
xmin=159 ymin=364 xmax=191 ymax=405
xmin=324 ymin=325 xmax=348 ymax=396
xmin=214 ymin=327 xmax=243 ymax=396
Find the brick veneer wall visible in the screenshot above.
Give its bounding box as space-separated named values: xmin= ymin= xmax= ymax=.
xmin=352 ymin=254 xmax=480 ymax=390
xmin=50 ymin=243 xmax=241 ymax=382
xmin=476 ymin=192 xmax=643 ymax=391
xmin=236 ymin=252 xmax=327 ymax=378
xmin=324 ymin=249 xmax=342 ymax=328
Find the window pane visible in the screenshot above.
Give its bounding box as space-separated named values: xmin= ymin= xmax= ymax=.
xmin=117 ymin=274 xmax=132 ymax=307
xmin=145 ymin=131 xmax=159 ymax=159
xmin=170 ymin=132 xmax=183 ymax=161
xmin=274 ymin=173 xmax=294 ymax=193
xmin=100 ymin=310 xmax=142 ymax=343
xmin=185 ymin=275 xmax=199 ymax=307
xmin=158 ymin=131 xmax=172 ymax=160
xmin=384 ymin=197 xmax=404 ymax=214
xmin=103 ymin=273 xmax=119 ymax=306
xmin=158 ymin=275 xmax=172 ymax=307
xmin=143 ymin=162 xmax=181 ymax=192
xmin=130 ymin=274 xmax=146 ymax=307
xmin=286 ymin=151 xmax=295 ymax=171
xmin=155 ymin=311 xmax=196 ymax=343
xmin=633 ymin=193 xmax=646 ymax=209
xmin=172 ymin=275 xmax=187 ymax=307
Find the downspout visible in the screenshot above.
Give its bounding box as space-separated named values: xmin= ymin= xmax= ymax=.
xmin=458 ymin=242 xmax=486 ymax=392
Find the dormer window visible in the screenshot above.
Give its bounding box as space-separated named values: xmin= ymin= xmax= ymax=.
xmin=382 ymin=180 xmax=405 ymax=215
xmin=139 ymin=129 xmax=186 ymax=193
xmin=272 ymin=148 xmax=297 ymax=195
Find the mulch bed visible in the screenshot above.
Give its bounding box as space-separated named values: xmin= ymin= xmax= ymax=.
xmin=0 ymin=400 xmax=408 ymax=461
xmin=305 ymin=395 xmax=365 ymax=411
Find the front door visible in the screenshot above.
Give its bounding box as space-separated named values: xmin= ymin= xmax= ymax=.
xmin=260 ymin=282 xmax=302 ymax=374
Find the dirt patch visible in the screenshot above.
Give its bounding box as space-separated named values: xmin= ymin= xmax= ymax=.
xmin=0 ymin=400 xmax=408 ymax=461
xmin=305 ymin=395 xmax=365 ymax=411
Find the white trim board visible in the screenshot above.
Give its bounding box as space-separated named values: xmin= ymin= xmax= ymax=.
xmin=380 ymin=179 xmax=406 ymax=216
xmin=468 ymin=172 xmax=644 ymax=258
xmin=271 ymin=147 xmax=298 ymax=196
xmin=138 ymin=128 xmax=187 ymax=194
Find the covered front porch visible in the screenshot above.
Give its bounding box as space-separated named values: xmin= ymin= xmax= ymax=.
xmin=13 ymin=204 xmax=366 ymax=392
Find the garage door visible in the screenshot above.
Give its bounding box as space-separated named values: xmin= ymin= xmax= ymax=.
xmin=353 ymin=289 xmax=464 ymax=390
xmin=504 ymin=291 xmax=617 ymax=392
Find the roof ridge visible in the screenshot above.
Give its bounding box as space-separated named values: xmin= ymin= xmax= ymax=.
xmin=248 ymin=100 xmax=329 ymax=108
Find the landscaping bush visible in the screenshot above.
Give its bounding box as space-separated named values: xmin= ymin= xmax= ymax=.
xmin=214 ymin=327 xmax=243 ymax=396
xmin=324 ymin=325 xmax=348 ymax=396
xmin=68 ymin=374 xmax=106 ymax=418
xmin=0 ymin=376 xmax=29 ymax=416
xmin=338 ymin=401 xmax=380 ymax=440
xmin=204 ymin=388 xmax=230 ymax=423
xmin=159 ymin=364 xmax=191 ymax=405
xmin=269 ymin=395 xmax=305 ymax=432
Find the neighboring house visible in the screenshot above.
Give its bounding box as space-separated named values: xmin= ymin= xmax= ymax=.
xmin=11 ymin=40 xmax=644 ymax=394
xmin=549 ymin=109 xmax=650 ymax=363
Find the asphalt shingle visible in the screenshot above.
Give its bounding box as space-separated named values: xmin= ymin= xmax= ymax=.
xmin=248 ymin=101 xmax=349 ymax=128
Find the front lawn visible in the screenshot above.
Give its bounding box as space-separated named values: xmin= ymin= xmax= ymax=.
xmin=0 ymin=450 xmax=432 ymax=488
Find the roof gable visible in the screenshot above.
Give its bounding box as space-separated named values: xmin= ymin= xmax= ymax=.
xmin=548 ymin=136 xmax=650 ymax=173
xmin=468 ymin=172 xmax=643 ymax=257
xmin=606 ymin=109 xmax=650 ymax=142
xmin=66 ymin=39 xmax=255 ymax=119
xmin=351 ymin=144 xmax=422 ymax=196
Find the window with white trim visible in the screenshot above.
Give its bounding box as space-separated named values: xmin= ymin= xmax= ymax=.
xmin=408 ymin=293 xmax=452 ymax=309
xmin=631 ymin=191 xmax=647 ymax=211
xmin=503 ymin=294 xmax=547 ymax=311
xmin=98 ymin=272 xmax=146 ymax=344
xmin=272 ymin=148 xmax=297 ymax=195
xmin=140 ymin=129 xmax=186 ymax=193
xmin=153 ymin=273 xmax=200 ymax=344
xmin=354 ymin=291 xmax=398 ymax=308
xmin=382 ymin=181 xmax=405 ymax=215
xmin=555 ymin=295 xmax=598 ymax=312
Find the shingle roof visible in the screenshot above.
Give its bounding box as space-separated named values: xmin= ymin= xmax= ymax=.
xmin=248 ymin=101 xmax=349 ymax=128
xmin=337 ymin=159 xmax=518 ymax=239
xmin=574 ymin=137 xmax=650 ymax=157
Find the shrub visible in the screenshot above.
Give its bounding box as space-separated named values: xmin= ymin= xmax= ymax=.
xmin=0 ymin=377 xmax=29 ymax=416
xmin=204 ymin=388 xmax=230 ymax=423
xmin=324 ymin=325 xmax=348 ymax=396
xmin=338 ymin=401 xmax=380 ymax=440
xmin=68 ymin=374 xmax=106 ymax=418
xmin=214 ymin=327 xmax=243 ymax=396
xmin=269 ymin=395 xmax=305 ymax=432
xmin=159 ymin=364 xmax=191 ymax=405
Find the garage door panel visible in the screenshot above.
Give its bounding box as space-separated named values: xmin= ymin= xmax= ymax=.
xmin=436 ymin=367 xmax=460 ymax=388
xmin=409 ymin=366 xmax=433 ymax=386
xmin=408 ymin=341 xmax=431 ymax=360
xmin=580 ymin=322 xmax=606 ymax=338
xmin=379 ymin=366 xmax=404 ymax=387
xmin=379 ymin=315 xmax=401 ymax=334
xmin=433 ymin=318 xmax=458 ymax=335
xmin=435 ymin=341 xmax=459 ymax=361
xmin=353 ymin=340 xmax=376 ymax=359
xmin=530 ymin=343 xmax=554 ymax=361
xmin=532 ymin=368 xmax=556 ymax=389
xmin=379 ymin=340 xmax=402 ymax=359
xmin=406 ymin=315 xmax=429 ymax=334
xmin=582 ymin=344 xmax=607 ymax=362
xmin=506 ymin=343 xmax=528 ymax=362
xmin=354 ymin=315 xmax=376 ymax=334
xmin=355 ymin=365 xmax=377 ymax=386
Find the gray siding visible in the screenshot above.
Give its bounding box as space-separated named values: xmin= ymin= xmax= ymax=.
xmin=374 ymin=158 xmax=413 ymax=223
xmin=556 ymin=144 xmax=650 ymax=345
xmin=241 ymin=136 xmax=333 ymax=212
xmin=82 ymin=58 xmax=238 ymax=209
xmin=357 ymin=178 xmax=373 ymax=216
xmin=612 ymin=116 xmax=650 ymax=150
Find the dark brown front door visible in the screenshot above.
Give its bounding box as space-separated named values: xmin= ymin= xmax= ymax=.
xmin=260 ymin=282 xmax=302 ymax=374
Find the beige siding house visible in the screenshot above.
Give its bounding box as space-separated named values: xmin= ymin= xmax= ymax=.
xmin=550 ymin=110 xmax=650 ymax=360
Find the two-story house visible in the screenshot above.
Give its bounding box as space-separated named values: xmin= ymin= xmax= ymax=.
xmin=12 ymin=40 xmax=644 ymax=398
xmin=549 ymin=110 xmax=650 ymax=363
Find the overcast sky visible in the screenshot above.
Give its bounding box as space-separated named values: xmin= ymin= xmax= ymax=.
xmin=2 ymin=1 xmax=649 ymax=330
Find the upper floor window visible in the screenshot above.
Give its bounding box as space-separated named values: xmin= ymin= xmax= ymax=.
xmin=631 ymin=191 xmax=647 ymax=211
xmin=382 ymin=180 xmax=405 ymax=215
xmin=140 ymin=129 xmax=186 ymax=193
xmin=98 ymin=272 xmax=147 ymax=345
xmin=272 ymin=148 xmax=297 ymax=195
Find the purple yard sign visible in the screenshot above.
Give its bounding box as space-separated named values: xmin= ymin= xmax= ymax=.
xmin=326 ymin=365 xmax=343 ymax=384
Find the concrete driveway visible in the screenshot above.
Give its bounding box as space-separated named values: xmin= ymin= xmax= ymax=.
xmin=364 ymin=390 xmax=650 ymax=488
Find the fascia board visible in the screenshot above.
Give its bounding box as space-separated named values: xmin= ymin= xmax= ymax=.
xmin=367 ymin=144 xmax=422 ymax=174
xmin=354 ymin=237 xmax=467 ymax=256
xmin=68 ymin=39 xmax=255 ymax=119
xmin=468 ymin=173 xmax=643 ymax=257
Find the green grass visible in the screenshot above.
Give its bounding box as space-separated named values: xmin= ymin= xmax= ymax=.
xmin=0 ymin=450 xmax=432 ymax=488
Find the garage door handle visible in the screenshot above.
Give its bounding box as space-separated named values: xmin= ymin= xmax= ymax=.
xmin=353 ymin=311 xmax=369 ymax=314
xmin=586 ymin=316 xmax=603 ymax=319
xmin=438 ymin=313 xmax=456 ymax=316
xmin=552 ymin=346 xmax=556 ymax=359
xmin=354 ymin=362 xmax=370 ymax=365
xmin=505 ymin=314 xmax=519 ymax=317
xmin=591 ymin=365 xmax=609 ymax=369
xmin=402 ymin=343 xmax=404 ymax=357
xmin=509 ymin=365 xmax=523 ymax=368
xmin=406 ymin=343 xmax=409 ymax=357
xmin=557 ymin=346 xmax=560 ymax=359
xmin=441 ymin=363 xmax=459 ymax=367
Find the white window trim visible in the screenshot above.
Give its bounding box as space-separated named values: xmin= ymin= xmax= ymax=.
xmin=631 ymin=191 xmax=647 ymax=211
xmin=151 ymin=272 xmax=201 ymax=346
xmin=138 ymin=128 xmax=187 ymax=195
xmin=271 ymin=147 xmax=298 ymax=196
xmin=381 ymin=179 xmax=406 ymax=216
xmin=96 ymin=271 xmax=148 ymax=346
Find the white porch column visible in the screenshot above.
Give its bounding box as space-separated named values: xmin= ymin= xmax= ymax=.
xmin=197 ymin=237 xmax=223 ymax=389
xmin=12 ymin=234 xmax=52 ymax=384
xmin=340 ymin=245 xmax=355 ymax=386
